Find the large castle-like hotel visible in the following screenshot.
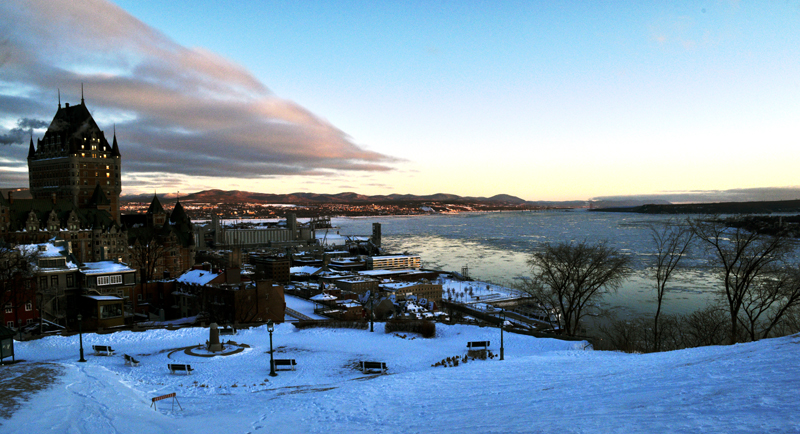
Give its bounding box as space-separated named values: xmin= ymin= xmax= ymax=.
xmin=0 ymin=96 xmax=194 ymax=276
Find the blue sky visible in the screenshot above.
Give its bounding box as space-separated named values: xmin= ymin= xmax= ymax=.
xmin=1 ymin=1 xmax=799 ymax=201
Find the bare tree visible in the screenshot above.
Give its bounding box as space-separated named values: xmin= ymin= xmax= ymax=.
xmin=690 ymin=217 xmax=792 ymax=344
xmin=128 ymin=233 xmax=167 ymax=316
xmin=526 ymin=241 xmax=631 ymax=336
xmin=738 ymin=266 xmax=800 ymax=341
xmin=649 ymin=219 xmax=694 ymax=351
xmin=677 ymin=304 xmax=729 ymax=347
xmin=0 ymin=242 xmax=39 ymax=331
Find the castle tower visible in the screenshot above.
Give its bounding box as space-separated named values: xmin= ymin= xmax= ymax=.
xmin=27 ymin=97 xmax=122 ymax=223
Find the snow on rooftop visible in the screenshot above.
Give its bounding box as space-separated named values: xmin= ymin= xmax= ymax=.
xmin=290 ymin=266 xmax=321 ymax=275
xmin=176 ymin=269 xmax=221 ymax=285
xmin=370 ymin=255 xmax=420 ymax=259
xmin=358 ymin=269 xmax=421 ymax=276
xmin=381 ymin=282 xmax=419 ymax=289
xmin=17 ymin=242 xmax=65 ymax=258
xmin=81 ymin=261 xmax=134 ymax=274
xmin=82 ymin=295 xmax=123 ymax=301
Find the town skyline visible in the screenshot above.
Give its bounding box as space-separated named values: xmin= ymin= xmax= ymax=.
xmin=1 ymin=1 xmax=799 ymax=202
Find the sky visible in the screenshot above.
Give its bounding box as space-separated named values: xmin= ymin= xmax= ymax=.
xmin=1 ymin=0 xmax=799 ymax=201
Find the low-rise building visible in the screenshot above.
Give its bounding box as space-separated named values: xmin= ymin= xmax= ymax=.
xmin=174 ymin=268 xmax=285 ymax=324
xmin=379 ymin=280 xmax=443 ymax=308
xmin=367 ymin=255 xmax=421 ymax=271
xmin=335 ymin=276 xmax=379 ymax=295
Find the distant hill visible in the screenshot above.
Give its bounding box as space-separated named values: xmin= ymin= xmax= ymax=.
xmin=121 ymin=189 xmax=531 ymax=205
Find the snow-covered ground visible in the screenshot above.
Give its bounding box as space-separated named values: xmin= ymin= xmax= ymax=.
xmin=2 ymin=324 xmax=799 ymax=433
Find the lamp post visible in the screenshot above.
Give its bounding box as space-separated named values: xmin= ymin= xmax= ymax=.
xmin=499 ymin=309 xmax=505 ymax=361
xmin=77 ymin=314 xmax=86 ymax=362
xmin=369 ymin=292 xmax=374 ymax=333
xmin=267 ymin=320 xmax=277 ymax=377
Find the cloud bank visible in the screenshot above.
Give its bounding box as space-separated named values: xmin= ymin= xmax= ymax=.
xmin=592 ymin=187 xmax=800 ymax=205
xmin=0 ymin=0 xmax=395 ymax=191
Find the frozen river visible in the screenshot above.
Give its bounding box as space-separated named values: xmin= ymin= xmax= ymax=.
xmin=333 ymin=210 xmax=728 ymax=319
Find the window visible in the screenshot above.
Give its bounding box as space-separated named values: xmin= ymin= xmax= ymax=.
xmin=6 ymin=321 xmax=12 ymax=328
xmin=66 ymin=274 xmax=74 ymax=287
xmin=4 ymin=303 xmax=11 ymax=314
xmin=137 ymin=294 xmax=142 ymax=301
xmin=25 ymin=302 xmax=32 ymax=311
xmin=39 ymin=276 xmax=47 ymax=289
xmin=100 ymin=304 xmax=122 ymax=319
xmin=26 ymin=319 xmax=34 ymax=325
xmin=96 ymin=275 xmax=122 ymax=286
xmin=51 ymin=275 xmax=59 ymax=288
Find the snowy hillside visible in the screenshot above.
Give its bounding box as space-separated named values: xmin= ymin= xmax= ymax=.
xmin=2 ymin=323 xmax=799 ymax=433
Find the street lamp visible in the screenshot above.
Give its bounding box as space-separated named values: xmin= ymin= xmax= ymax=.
xmin=77 ymin=314 xmax=86 ymax=362
xmin=369 ymin=292 xmax=374 ymax=333
xmin=267 ymin=320 xmax=277 ymax=377
xmin=499 ymin=309 xmax=505 ymax=361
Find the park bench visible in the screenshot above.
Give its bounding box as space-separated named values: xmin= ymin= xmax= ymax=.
xmin=271 ymin=359 xmax=297 ymax=371
xmin=92 ymin=345 xmax=115 ymax=356
xmin=219 ymin=327 xmax=236 ymax=336
xmin=124 ymin=354 xmax=140 ymax=367
xmin=168 ymin=364 xmax=194 ymax=375
xmin=359 ymin=361 xmax=387 ymax=374
xmin=467 ymin=341 xmax=490 ymax=358
xmin=467 ymin=341 xmax=490 ymax=351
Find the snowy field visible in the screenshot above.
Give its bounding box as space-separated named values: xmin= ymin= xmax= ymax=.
xmin=2 ymin=324 xmax=799 ymax=433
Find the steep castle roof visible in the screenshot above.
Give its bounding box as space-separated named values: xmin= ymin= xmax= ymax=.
xmin=33 ymin=100 xmax=114 ymax=158
xmin=170 ymin=199 xmax=189 ymax=224
xmin=146 ymin=195 xmax=165 ymax=215
xmin=88 ymin=184 xmax=111 ymax=206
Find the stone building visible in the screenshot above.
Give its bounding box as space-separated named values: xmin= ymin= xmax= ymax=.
xmin=0 ymin=97 xmax=128 ymax=264
xmin=122 ymin=195 xmax=196 ymax=282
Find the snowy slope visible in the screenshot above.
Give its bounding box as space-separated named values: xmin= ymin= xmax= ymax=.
xmin=3 ymin=323 xmax=799 ymax=434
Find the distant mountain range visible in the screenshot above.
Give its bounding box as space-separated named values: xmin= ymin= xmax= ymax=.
xmin=121 ymin=189 xmax=536 ymax=205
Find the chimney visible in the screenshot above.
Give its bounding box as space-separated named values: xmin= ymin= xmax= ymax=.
xmin=52 ymin=193 xmax=57 ymax=204
xmin=65 ymin=103 xmax=69 ymax=108
xmin=226 ymin=267 xmax=241 ymax=285
xmin=7 ymin=191 xmax=12 ymax=204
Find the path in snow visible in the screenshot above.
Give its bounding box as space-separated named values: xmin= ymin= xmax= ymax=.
xmin=2 ymin=324 xmax=799 ymax=433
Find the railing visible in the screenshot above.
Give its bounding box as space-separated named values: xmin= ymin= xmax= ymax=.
xmin=285 ymin=307 xmax=314 ymax=321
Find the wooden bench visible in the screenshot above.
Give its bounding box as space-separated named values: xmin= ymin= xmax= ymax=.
xmin=271 ymin=359 xmax=297 ymax=371
xmin=168 ymin=364 xmax=194 ymax=375
xmin=124 ymin=354 xmax=140 ymax=367
xmin=359 ymin=361 xmax=387 ymax=374
xmin=467 ymin=341 xmax=490 ymax=351
xmin=92 ymin=345 xmax=115 ymax=356
xmin=219 ymin=327 xmax=236 ymax=336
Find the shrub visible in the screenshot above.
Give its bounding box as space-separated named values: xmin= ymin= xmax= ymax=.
xmin=385 ymin=319 xmax=436 ymax=338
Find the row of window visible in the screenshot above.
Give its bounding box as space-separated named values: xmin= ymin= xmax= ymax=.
xmin=4 ymin=302 xmax=33 ymax=313
xmin=39 ymin=274 xmax=75 ymax=289
xmin=97 ymin=275 xmax=123 ymax=286
xmin=6 ymin=319 xmax=35 ymax=328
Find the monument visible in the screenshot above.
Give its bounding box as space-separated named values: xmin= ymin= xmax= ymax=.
xmin=208 ymin=323 xmax=223 ymax=352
